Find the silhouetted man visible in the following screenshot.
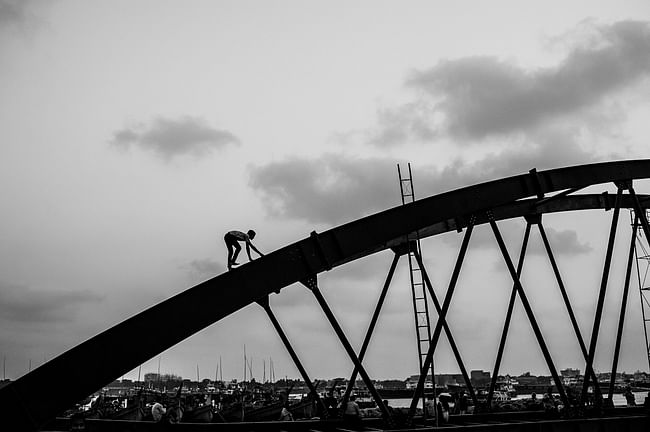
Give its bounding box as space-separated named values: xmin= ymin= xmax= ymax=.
xmin=224 ymin=229 xmax=264 ymax=270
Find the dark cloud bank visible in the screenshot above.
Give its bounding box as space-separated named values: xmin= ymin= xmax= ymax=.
xmin=249 ymin=142 xmax=596 ymax=227
xmin=0 ymin=281 xmax=102 ymax=324
xmin=1 ymin=0 xmax=34 ymax=29
xmin=111 ymin=116 xmax=240 ymax=160
xmin=376 ymin=20 xmax=650 ymax=145
xmin=0 ymin=0 xmax=50 ymax=36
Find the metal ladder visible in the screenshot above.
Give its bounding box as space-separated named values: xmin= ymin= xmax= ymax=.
xmin=633 ymin=209 xmax=650 ymax=371
xmin=398 ymin=163 xmax=435 ymax=405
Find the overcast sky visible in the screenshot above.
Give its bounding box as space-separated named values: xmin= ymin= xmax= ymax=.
xmin=2 ymin=0 xmax=650 ymax=385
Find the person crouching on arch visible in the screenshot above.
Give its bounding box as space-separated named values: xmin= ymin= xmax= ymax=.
xmin=224 ymin=229 xmax=264 ymax=270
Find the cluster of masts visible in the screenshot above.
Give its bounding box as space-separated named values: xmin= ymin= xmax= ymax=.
xmin=243 ymin=345 xmax=276 ymax=383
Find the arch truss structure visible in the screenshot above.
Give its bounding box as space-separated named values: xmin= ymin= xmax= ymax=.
xmin=3 ymin=160 xmax=650 ymax=431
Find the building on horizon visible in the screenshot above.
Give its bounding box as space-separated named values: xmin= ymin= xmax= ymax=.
xmin=560 ymin=368 xmax=580 ymax=378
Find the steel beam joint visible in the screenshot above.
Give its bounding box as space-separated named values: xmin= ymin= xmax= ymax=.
xmin=391 ymin=240 xmax=419 ymax=256
xmin=310 ymin=230 xmax=332 ymax=271
xmin=529 ymin=168 xmax=545 ymax=199
xmin=524 ymin=213 xmax=542 ymax=225
xmin=615 ymin=180 xmax=633 ymax=190
xmin=301 ymin=275 xmax=318 ymax=291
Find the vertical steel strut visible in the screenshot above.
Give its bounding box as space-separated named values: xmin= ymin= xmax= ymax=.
xmin=487 ymin=220 xmax=532 ymax=407
xmin=581 ymin=185 xmax=624 ymax=402
xmin=342 ymin=253 xmax=400 ymax=406
xmin=256 ymin=296 xmax=327 ymax=417
xmin=538 ymin=220 xmax=600 ymax=399
xmin=608 ymin=215 xmax=638 ymax=399
xmin=303 ymin=276 xmax=394 ymax=423
xmin=407 ymin=223 xmax=476 ymax=421
xmin=489 ymin=217 xmax=569 ymax=408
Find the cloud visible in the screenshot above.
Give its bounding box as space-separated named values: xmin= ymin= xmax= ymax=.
xmin=368 ymin=101 xmax=438 ymax=148
xmin=528 ymin=226 xmax=592 ymax=256
xmin=0 ymin=0 xmax=50 ymax=36
xmin=463 ymin=223 xmax=592 ymax=257
xmin=0 ymin=281 xmax=103 ymax=324
xmin=249 ymin=154 xmax=400 ymax=225
xmin=110 ymin=116 xmax=240 ymax=160
xmin=249 ymin=134 xmax=604 ymax=226
xmin=371 ymin=20 xmax=650 ymax=146
xmin=0 ymin=1 xmax=27 ymax=28
xmin=251 ymin=20 xmax=640 ymax=232
xmin=183 ymin=258 xmax=224 ymax=281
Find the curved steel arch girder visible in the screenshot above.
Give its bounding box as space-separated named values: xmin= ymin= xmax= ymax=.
xmin=3 ymin=159 xmax=650 ymax=431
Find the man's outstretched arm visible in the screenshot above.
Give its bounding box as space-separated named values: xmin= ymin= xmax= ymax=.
xmin=246 ymin=240 xmax=264 ymax=258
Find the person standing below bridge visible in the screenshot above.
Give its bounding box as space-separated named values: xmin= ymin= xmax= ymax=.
xmin=343 ymin=395 xmax=362 ymax=429
xmin=151 ymin=396 xmax=166 ymax=422
xmin=224 ymin=229 xmax=264 ymax=270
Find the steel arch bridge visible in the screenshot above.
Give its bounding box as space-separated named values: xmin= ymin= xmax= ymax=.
xmin=3 ymin=159 xmax=650 ymax=431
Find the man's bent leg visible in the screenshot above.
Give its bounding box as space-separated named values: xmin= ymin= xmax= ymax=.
xmin=225 ymin=235 xmax=236 ymax=270
xmin=232 ymin=243 xmax=242 ymax=265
